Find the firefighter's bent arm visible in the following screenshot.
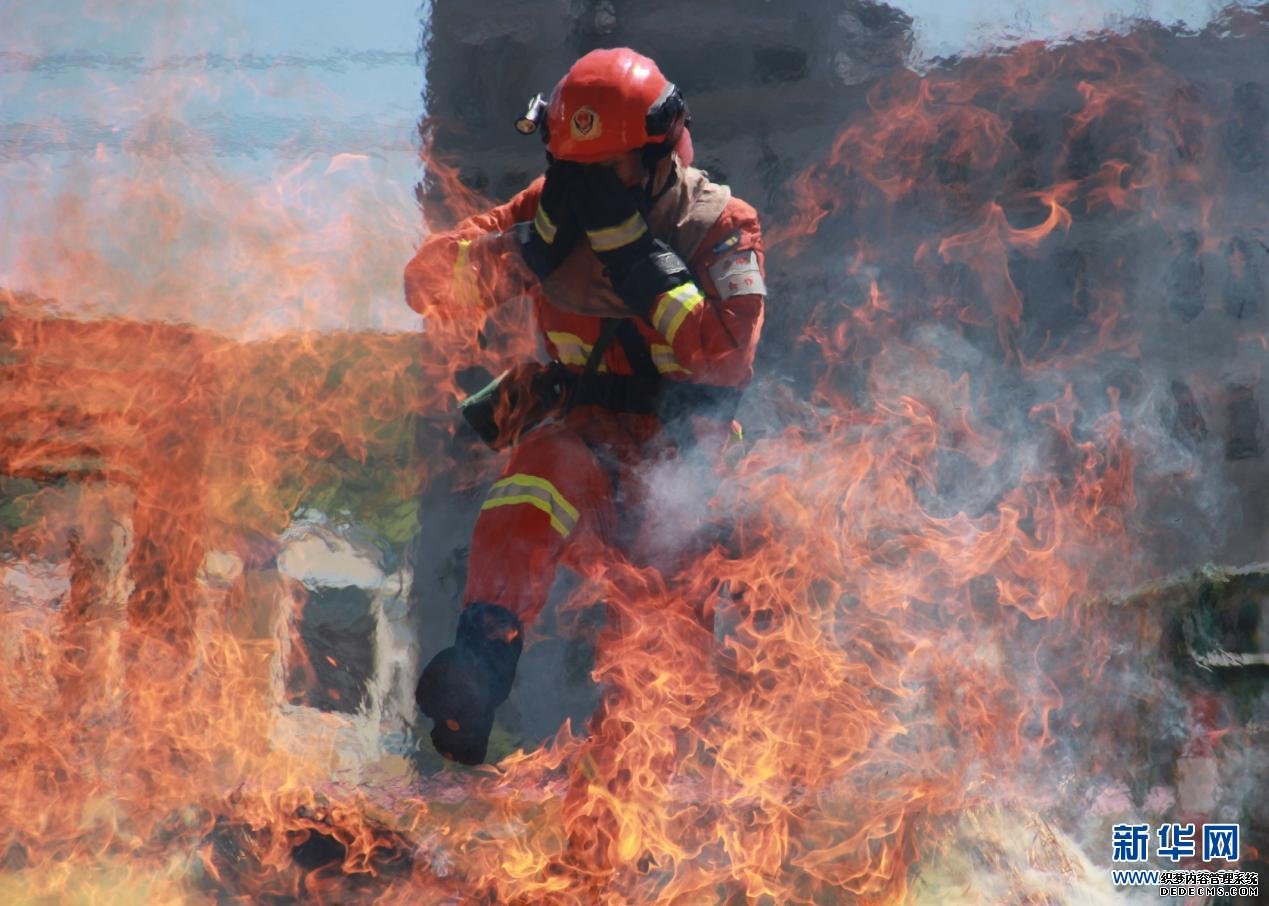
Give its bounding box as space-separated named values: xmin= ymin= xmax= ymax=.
xmin=402 ymin=178 xmax=545 ymax=317
xmin=644 ymin=200 xmax=766 ymax=388
xmin=569 ymin=170 xmax=765 ymax=387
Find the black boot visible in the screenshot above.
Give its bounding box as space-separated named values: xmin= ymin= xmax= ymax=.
xmin=415 ymin=602 xmax=523 ymax=764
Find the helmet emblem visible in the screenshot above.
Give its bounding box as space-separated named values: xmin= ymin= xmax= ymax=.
xmin=570 ymin=106 xmax=601 ymax=140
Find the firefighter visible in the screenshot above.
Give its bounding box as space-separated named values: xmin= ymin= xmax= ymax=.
xmin=404 ymin=48 xmax=766 ymax=764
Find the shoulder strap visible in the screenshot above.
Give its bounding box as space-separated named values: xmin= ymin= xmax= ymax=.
xmin=584 ymin=318 xmax=622 ymax=374
xmin=583 ymin=317 xmax=661 ymax=381
xmin=614 ymin=319 xmax=660 ymax=380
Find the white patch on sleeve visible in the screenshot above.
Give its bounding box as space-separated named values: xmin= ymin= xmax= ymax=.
xmin=707 ymin=249 xmax=765 ymax=299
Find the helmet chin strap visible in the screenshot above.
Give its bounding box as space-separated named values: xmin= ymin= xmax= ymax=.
xmin=641 ymin=153 xmax=678 ymax=210
xmin=638 ymin=120 xmax=689 ymax=207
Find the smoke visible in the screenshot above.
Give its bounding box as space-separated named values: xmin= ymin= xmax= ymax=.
xmin=0 ymin=1 xmax=1264 ymax=901
xmin=406 ymin=16 xmax=1267 ymax=884
xmin=0 ymin=0 xmax=422 ymax=338
xmin=491 ymin=8 xmax=1268 ymax=898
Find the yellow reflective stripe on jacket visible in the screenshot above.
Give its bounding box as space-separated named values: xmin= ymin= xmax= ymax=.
xmin=546 ymin=331 xmax=609 ymax=371
xmin=550 ymin=330 xmax=682 ymax=374
xmin=453 ymin=238 xmax=472 ymax=285
xmin=650 ymin=281 xmax=705 ymax=345
xmin=650 ymin=343 xmax=689 ymax=374
xmin=546 ymin=330 xmax=588 ymax=366
xmin=452 ymin=238 xmax=480 ymax=308
xmin=481 ymin=473 xmax=580 ymax=537
xmin=533 ymin=206 xmax=557 ymax=244
xmin=585 ymin=212 xmax=647 ymax=252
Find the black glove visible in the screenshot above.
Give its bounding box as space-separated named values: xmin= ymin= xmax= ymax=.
xmin=572 ymin=166 xmax=693 ymax=320
xmin=514 ymin=162 xmax=582 ymax=281
xmin=571 ymin=165 xmax=651 ymax=280
xmin=415 ymin=602 xmax=523 ymax=764
xmin=457 ymin=362 xmax=568 ymax=450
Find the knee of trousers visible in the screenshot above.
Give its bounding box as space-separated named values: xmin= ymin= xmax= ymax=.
xmin=465 ymin=425 xmax=616 ymax=621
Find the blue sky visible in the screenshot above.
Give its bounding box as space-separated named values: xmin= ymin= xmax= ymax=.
xmin=1 ymin=1 xmax=426 ymax=335
xmin=0 ymin=1 xmax=1231 ymax=336
xmin=899 ymin=0 xmax=1230 ymax=60
xmin=2 ymin=1 xmax=423 ymax=174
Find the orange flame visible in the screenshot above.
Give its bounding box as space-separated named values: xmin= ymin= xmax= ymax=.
xmin=2 ymin=10 xmax=1266 ymax=904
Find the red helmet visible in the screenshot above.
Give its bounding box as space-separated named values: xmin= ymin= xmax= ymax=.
xmin=544 ymin=48 xmax=689 ymax=164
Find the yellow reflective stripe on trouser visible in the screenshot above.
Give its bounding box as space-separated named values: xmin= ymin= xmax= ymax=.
xmin=481 ymin=473 xmax=580 ymax=538
xmin=650 ymin=281 xmax=705 ymax=345
xmin=533 ymin=206 xmax=557 ymax=244
xmin=546 ymin=331 xmax=608 ymax=370
xmin=585 ymin=212 xmax=647 ymax=252
xmin=650 ymin=343 xmax=689 ymax=374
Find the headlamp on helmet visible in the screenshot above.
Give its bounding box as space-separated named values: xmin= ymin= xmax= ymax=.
xmin=514 ymin=93 xmax=549 ymax=136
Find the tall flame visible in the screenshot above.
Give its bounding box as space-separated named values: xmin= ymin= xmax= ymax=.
xmin=2 ymin=6 xmax=1266 ymax=903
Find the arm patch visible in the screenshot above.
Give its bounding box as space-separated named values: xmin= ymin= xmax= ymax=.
xmin=711 ymin=230 xmax=742 ymax=255
xmin=707 ymin=249 xmax=765 ymax=300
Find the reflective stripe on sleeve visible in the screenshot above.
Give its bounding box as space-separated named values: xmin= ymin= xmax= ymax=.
xmin=452 ymin=238 xmax=480 ymax=308
xmin=585 ymin=212 xmax=647 ymax=252
xmin=481 ymin=473 xmax=581 ymax=538
xmin=651 ymin=343 xmax=689 ymax=375
xmin=453 ymin=238 xmax=472 ymax=280
xmin=533 ymin=206 xmax=558 ymax=244
xmin=650 ymin=281 xmax=705 ymax=345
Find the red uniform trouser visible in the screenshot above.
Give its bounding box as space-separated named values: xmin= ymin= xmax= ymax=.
xmin=463 ymin=421 xmax=622 ymax=624
xmin=462 ymin=406 xmax=733 ymax=624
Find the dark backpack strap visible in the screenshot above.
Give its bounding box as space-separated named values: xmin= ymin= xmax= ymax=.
xmin=584 ymin=317 xmax=622 ymax=374
xmin=582 ymin=316 xmax=660 ymax=380
xmin=614 ymin=318 xmax=661 ymax=380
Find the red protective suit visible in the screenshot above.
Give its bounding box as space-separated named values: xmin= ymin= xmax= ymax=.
xmin=405 ymin=166 xmax=765 ymax=624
